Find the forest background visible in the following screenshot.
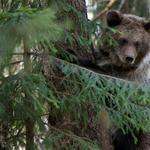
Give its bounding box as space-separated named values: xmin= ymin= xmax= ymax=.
xmin=0 ymin=0 xmax=150 ymax=150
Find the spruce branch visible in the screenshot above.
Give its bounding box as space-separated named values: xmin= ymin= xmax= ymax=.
xmin=47 ymin=124 xmax=100 ymax=150
xmin=1 ymin=61 xmax=23 ymax=68
xmin=44 ymin=55 xmax=138 ymax=85
xmin=5 ymin=133 xmax=26 ymax=142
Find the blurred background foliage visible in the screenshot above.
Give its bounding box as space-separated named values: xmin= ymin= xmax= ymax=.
xmin=86 ymin=0 xmax=150 ymax=47
xmin=87 ymin=0 xmax=150 ymax=21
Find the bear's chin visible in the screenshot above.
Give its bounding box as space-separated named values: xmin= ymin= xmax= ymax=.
xmin=114 ymin=63 xmax=139 ymax=72
xmin=120 ymin=63 xmax=138 ymax=71
xmin=130 ymin=63 xmax=138 ymax=70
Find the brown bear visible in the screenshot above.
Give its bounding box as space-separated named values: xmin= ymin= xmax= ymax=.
xmin=97 ymin=10 xmax=150 ymax=150
xmin=97 ymin=10 xmax=150 ymax=84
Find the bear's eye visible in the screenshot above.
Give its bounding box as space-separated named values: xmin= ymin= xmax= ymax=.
xmin=135 ymin=41 xmax=140 ymax=48
xmin=119 ymin=38 xmax=127 ymax=45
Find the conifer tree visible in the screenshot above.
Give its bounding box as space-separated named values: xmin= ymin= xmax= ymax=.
xmin=0 ymin=0 xmax=150 ymax=150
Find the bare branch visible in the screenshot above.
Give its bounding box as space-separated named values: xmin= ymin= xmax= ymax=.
xmin=5 ymin=132 xmax=26 ymax=141
xmin=118 ymin=0 xmax=125 ymax=11
xmin=92 ymin=0 xmax=118 ymax=22
xmin=2 ymin=61 xmax=23 ymax=67
xmin=34 ymin=133 xmax=45 ymax=150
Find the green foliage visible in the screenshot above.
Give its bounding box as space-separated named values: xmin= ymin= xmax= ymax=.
xmin=89 ymin=0 xmax=149 ymax=19
xmin=0 ymin=0 xmax=150 ymax=149
xmin=0 ymin=7 xmax=61 ymax=62
xmin=42 ymin=128 xmax=100 ymax=150
xmin=0 ymin=0 xmax=105 ymax=149
xmin=46 ymin=57 xmax=150 ymax=135
xmin=97 ymin=24 xmax=124 ymax=46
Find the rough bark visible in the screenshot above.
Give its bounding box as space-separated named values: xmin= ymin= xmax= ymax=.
xmin=0 ymin=121 xmax=5 ymax=149
xmin=23 ymin=1 xmax=34 ymax=149
xmin=61 ymin=0 xmax=94 ymax=61
xmin=24 ymin=33 xmax=34 ymax=150
xmin=43 ymin=0 xmax=114 ymax=149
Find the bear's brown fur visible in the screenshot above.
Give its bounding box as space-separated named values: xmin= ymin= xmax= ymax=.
xmin=97 ymin=10 xmax=150 ymax=84
xmin=97 ymin=10 xmax=150 ymax=150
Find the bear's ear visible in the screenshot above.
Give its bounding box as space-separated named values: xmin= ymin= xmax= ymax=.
xmin=142 ymin=19 xmax=150 ymax=31
xmin=106 ymin=10 xmax=123 ymax=27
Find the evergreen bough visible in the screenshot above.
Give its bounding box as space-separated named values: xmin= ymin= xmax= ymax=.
xmin=0 ymin=0 xmax=150 ymax=149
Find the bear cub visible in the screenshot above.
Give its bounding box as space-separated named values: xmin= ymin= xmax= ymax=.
xmin=97 ymin=10 xmax=150 ymax=84
xmin=97 ymin=10 xmax=150 ymax=150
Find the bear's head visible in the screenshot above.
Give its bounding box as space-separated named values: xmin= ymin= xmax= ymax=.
xmin=98 ymin=10 xmax=150 ymax=76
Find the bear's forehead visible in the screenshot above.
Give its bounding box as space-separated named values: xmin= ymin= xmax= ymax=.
xmin=114 ymin=21 xmax=149 ymax=40
xmin=115 ymin=15 xmax=145 ymax=31
xmin=117 ymin=20 xmax=143 ymax=31
xmin=124 ymin=14 xmax=144 ymax=23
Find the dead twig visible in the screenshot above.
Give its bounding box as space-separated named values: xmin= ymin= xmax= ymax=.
xmin=34 ymin=133 xmax=45 ymax=150
xmin=118 ymin=0 xmax=125 ymax=11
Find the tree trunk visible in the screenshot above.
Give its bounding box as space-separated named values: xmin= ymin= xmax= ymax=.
xmin=23 ymin=1 xmax=34 ymax=149
xmin=45 ymin=0 xmax=114 ymax=149
xmin=0 ymin=121 xmax=5 ymax=150
xmin=23 ymin=29 xmax=34 ymax=150
xmin=61 ymin=0 xmax=94 ymax=61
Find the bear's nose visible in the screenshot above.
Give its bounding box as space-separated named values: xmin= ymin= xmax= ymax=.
xmin=125 ymin=55 xmax=133 ymax=63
